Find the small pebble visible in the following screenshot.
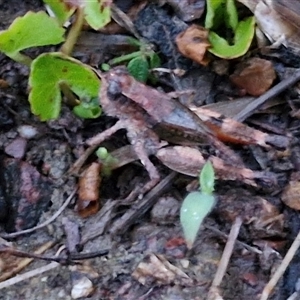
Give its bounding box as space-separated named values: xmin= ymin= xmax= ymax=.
xmin=5 ymin=137 xmax=27 ymax=158
xmin=17 ymin=125 xmax=38 ymax=139
xmin=71 ymin=276 xmax=94 ymax=299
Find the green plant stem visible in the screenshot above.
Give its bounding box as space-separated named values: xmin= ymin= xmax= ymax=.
xmin=60 ymin=7 xmax=84 ymax=55
xmin=109 ymin=51 xmax=143 ymax=65
xmin=11 ymin=52 xmax=32 ymax=67
xmin=59 ymin=82 xmax=80 ymax=107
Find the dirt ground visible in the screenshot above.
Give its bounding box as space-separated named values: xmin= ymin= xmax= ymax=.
xmin=1 ymin=1 xmax=300 ymax=299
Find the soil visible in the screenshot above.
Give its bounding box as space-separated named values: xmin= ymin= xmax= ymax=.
xmin=1 ymin=1 xmax=300 ymax=300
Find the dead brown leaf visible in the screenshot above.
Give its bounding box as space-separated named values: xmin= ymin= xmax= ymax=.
xmin=132 ymin=253 xmax=192 ymax=286
xmin=77 ymin=162 xmax=101 ymax=217
xmin=176 ymin=24 xmax=211 ymax=66
xmin=230 ymin=58 xmax=276 ymax=96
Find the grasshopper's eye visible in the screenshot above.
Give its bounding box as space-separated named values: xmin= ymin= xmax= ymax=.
xmin=107 ymin=79 xmax=122 ymax=100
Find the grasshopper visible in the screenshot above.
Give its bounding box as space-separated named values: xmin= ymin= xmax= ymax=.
xmin=78 ymin=66 xmax=282 ymax=200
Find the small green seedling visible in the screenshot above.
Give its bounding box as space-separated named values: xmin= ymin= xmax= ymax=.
xmin=205 ymin=0 xmax=255 ymax=59
xmin=96 ymin=147 xmax=119 ymax=176
xmin=73 ymin=97 xmax=101 ymax=119
xmin=107 ymin=38 xmax=161 ymax=82
xmin=180 ymin=161 xmax=216 ymax=249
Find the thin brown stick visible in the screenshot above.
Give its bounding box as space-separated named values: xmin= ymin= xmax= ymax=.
xmin=207 ymin=217 xmax=243 ymax=299
xmin=0 ymin=189 xmax=77 ymax=239
xmin=0 ymin=246 xmax=110 ymax=264
xmin=0 ymin=241 xmax=56 ymax=282
xmin=260 ymin=229 xmax=300 ymax=300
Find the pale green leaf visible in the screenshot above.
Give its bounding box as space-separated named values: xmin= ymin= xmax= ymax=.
xmin=44 ymin=0 xmax=76 ymax=25
xmin=84 ymin=0 xmax=111 ymax=30
xmin=199 ymin=161 xmax=215 ymax=195
xmin=180 ymin=191 xmax=215 ymax=249
xmin=96 ymin=147 xmax=108 ymax=160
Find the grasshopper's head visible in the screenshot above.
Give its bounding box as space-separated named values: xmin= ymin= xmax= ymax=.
xmin=101 ymin=67 xmax=132 ymax=101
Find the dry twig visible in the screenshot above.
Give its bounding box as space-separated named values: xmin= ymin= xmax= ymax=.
xmin=260 ymin=229 xmax=300 ymax=300
xmin=207 ymin=217 xmax=243 ymax=300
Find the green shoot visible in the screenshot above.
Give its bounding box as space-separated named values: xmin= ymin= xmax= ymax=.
xmin=108 ymin=39 xmax=161 ymax=82
xmin=96 ymin=147 xmax=119 ymax=176
xmin=180 ymin=161 xmax=216 ymax=249
xmin=205 ymin=0 xmax=255 ymax=59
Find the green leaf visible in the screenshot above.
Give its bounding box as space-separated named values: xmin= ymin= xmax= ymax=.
xmin=84 ymin=0 xmax=111 ymax=30
xmin=199 ymin=161 xmax=215 ymax=195
xmin=205 ymin=0 xmax=225 ymax=29
xmin=29 ymin=52 xmax=100 ymax=121
xmin=73 ymin=98 xmax=101 ymax=119
xmin=149 ymin=52 xmax=161 ymax=69
xmin=180 ymin=191 xmax=215 ymax=249
xmin=101 ymin=63 xmax=110 ymax=71
xmin=127 ymin=56 xmax=149 ymax=82
xmin=226 ymin=0 xmax=238 ymax=31
xmin=44 ymin=0 xmax=76 ymax=25
xmin=208 ymin=16 xmax=255 ymax=59
xmin=0 ymin=11 xmax=65 ymax=64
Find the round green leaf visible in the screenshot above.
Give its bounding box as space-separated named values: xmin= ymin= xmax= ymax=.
xmin=180 ymin=191 xmax=216 ymax=249
xmin=29 ymin=52 xmax=100 ymax=120
xmin=0 ymin=11 xmax=65 ymax=62
xmin=127 ymin=56 xmax=149 ymax=82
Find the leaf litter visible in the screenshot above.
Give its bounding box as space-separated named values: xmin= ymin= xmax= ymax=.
xmin=2 ymin=1 xmax=300 ymax=299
